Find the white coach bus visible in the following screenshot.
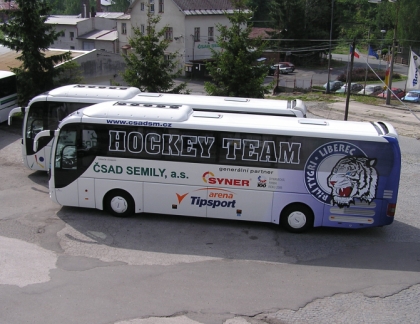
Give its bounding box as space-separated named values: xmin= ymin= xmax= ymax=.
xmin=129 ymin=92 xmax=307 ymax=117
xmin=9 ymin=84 xmax=307 ymax=172
xmin=8 ymin=84 xmax=141 ymax=171
xmin=41 ymin=100 xmax=401 ymax=232
xmin=0 ymin=71 xmax=18 ymax=123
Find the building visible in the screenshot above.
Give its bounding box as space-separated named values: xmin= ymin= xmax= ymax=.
xmin=123 ymin=0 xmax=235 ymax=77
xmin=45 ymin=14 xmax=124 ymax=53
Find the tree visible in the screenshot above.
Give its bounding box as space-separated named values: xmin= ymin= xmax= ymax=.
xmin=0 ymin=0 xmax=73 ymax=106
xmin=121 ymin=10 xmax=188 ymax=93
xmin=204 ymin=0 xmax=272 ymax=98
xmin=245 ymin=0 xmax=276 ymax=27
xmin=53 ymin=60 xmax=84 ymax=87
xmin=111 ymin=0 xmax=131 ymax=12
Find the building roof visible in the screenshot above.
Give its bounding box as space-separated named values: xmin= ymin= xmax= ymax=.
xmin=116 ymin=14 xmax=131 ymax=20
xmin=45 ymin=16 xmax=89 ymax=25
xmin=128 ymin=0 xmax=234 ymax=15
xmin=96 ymin=12 xmax=125 ymax=19
xmin=0 ymin=0 xmax=18 ymax=10
xmin=77 ymin=29 xmax=118 ymax=41
xmin=0 ymin=47 xmax=87 ymax=71
xmin=249 ymin=27 xmax=277 ymax=39
xmin=172 ymin=0 xmax=233 ymax=10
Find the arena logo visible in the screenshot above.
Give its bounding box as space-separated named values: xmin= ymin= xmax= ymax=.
xmin=304 ymin=141 xmax=378 ymax=207
xmin=202 ymin=171 xmax=250 ymax=187
xmin=176 ymin=188 xmax=237 ymax=209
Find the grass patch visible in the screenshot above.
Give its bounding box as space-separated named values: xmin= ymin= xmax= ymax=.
xmin=268 ymin=91 xmax=405 ymax=106
xmin=303 ymin=59 xmax=346 ymax=70
xmin=269 ymin=92 xmax=340 ymax=103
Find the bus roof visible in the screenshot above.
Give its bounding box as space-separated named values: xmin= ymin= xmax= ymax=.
xmin=29 ymin=84 xmax=141 ymax=104
xmin=130 ymin=93 xmax=307 ymax=117
xmin=67 ymin=101 xmax=398 ymax=142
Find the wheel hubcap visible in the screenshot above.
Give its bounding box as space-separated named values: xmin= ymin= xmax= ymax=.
xmin=110 ymin=196 xmax=128 ymax=214
xmin=288 ymin=211 xmax=306 ymax=229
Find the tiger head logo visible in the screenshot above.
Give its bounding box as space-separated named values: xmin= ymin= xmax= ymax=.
xmin=327 ymin=156 xmax=378 ymax=207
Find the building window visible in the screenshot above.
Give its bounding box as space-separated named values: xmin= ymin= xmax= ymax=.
xmin=141 ymin=24 xmax=145 ymax=35
xmin=208 ymin=27 xmax=214 ymax=41
xmin=61 ymin=31 xmax=65 ymax=38
xmin=141 ymin=2 xmax=145 ymax=10
xmin=121 ymin=23 xmax=127 ymax=35
xmin=70 ymin=32 xmax=74 ymax=41
xmin=70 ymin=46 xmax=75 ymax=50
xmin=194 ymin=27 xmax=200 ymax=42
xmin=149 ymin=0 xmax=155 ymax=12
xmin=165 ymin=27 xmax=173 ymax=41
xmin=159 ymin=0 xmax=164 ymax=12
xmin=83 ymin=41 xmax=95 ymax=51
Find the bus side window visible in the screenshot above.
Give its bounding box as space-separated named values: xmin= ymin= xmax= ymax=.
xmin=57 ymin=104 xmax=69 ymax=122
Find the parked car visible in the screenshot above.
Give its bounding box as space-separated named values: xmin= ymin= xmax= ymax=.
xmin=278 ymin=62 xmax=295 ymax=72
xmin=357 ymin=85 xmax=383 ymax=96
xmin=268 ymin=64 xmax=293 ymax=76
xmin=322 ymin=81 xmax=345 ymax=92
xmin=377 ymin=87 xmax=405 ymax=99
xmin=403 ymin=90 xmax=420 ymax=103
xmin=335 ymin=83 xmax=364 ymax=94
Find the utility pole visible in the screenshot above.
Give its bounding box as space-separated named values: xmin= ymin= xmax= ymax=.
xmin=326 ymin=0 xmax=334 ymax=94
xmin=345 ymin=39 xmax=356 ymax=121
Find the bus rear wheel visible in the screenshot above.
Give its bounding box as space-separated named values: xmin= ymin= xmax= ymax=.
xmin=105 ymin=189 xmax=134 ymax=217
xmin=280 ymin=204 xmax=314 ymax=233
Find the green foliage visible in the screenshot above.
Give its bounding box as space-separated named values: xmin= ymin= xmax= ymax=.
xmin=111 ymin=0 xmax=131 ymax=12
xmin=245 ymin=0 xmax=276 ymax=27
xmin=54 ymin=60 xmax=84 ymax=87
xmin=121 ymin=10 xmax=188 ymax=93
xmin=204 ymin=0 xmax=272 ymax=98
xmin=0 ymin=0 xmax=72 ymax=106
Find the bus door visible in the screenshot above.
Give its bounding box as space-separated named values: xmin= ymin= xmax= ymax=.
xmin=52 ymin=126 xmax=97 ymax=208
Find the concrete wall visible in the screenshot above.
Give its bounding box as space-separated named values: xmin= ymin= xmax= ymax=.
xmin=72 ymin=49 xmax=127 ymax=85
xmin=77 ymin=17 xmax=117 ymax=35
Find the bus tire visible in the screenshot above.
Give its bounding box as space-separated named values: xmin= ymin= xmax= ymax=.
xmin=280 ymin=204 xmax=314 ymax=233
xmin=105 ymin=189 xmax=134 ymax=217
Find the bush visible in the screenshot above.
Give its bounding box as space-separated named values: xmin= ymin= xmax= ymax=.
xmin=336 ymin=67 xmax=400 ymax=82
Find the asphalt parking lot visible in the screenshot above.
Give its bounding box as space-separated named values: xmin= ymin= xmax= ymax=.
xmin=1 ymin=90 xmax=420 ymax=324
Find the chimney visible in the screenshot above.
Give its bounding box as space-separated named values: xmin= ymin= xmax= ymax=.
xmin=96 ymin=0 xmax=102 ymax=13
xmin=80 ymin=0 xmax=89 ymax=18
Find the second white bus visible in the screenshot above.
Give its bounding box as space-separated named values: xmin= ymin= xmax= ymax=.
xmin=10 ymin=84 xmax=307 ymax=171
xmin=8 ymin=84 xmax=141 ymax=171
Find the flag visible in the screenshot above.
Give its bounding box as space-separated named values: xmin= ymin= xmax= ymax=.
xmin=384 ymin=63 xmax=390 ymax=88
xmin=350 ymin=45 xmax=360 ymax=58
xmin=406 ymin=50 xmax=420 ymax=90
xmin=368 ymin=46 xmax=379 ymax=59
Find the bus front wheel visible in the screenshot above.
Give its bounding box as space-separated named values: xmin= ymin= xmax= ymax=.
xmin=105 ymin=189 xmax=134 ymax=217
xmin=280 ymin=204 xmax=314 ymax=233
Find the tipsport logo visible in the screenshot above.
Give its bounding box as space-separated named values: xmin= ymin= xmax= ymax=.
xmin=176 ymin=188 xmax=237 ymax=209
